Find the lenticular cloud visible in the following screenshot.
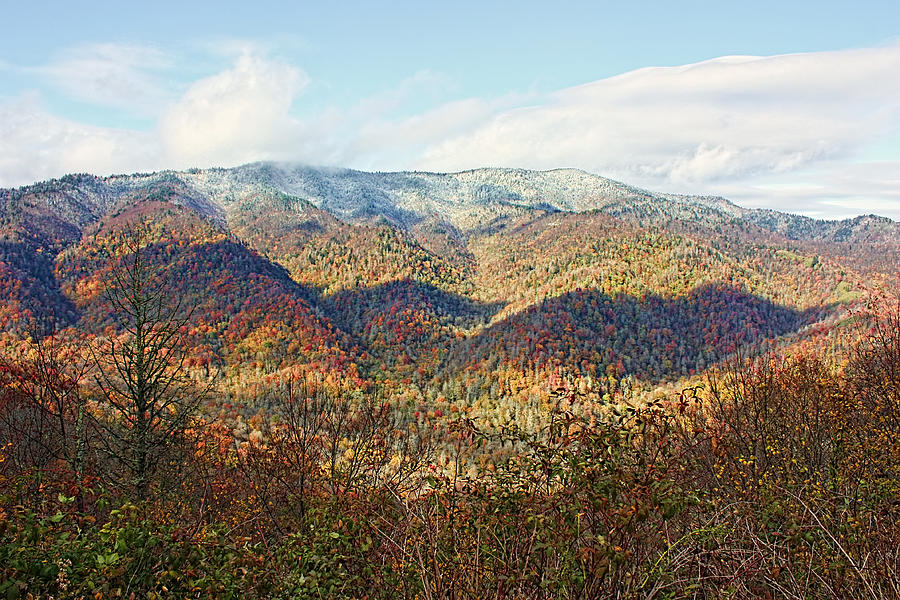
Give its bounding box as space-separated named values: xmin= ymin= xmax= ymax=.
xmin=415 ymin=46 xmax=900 ymax=189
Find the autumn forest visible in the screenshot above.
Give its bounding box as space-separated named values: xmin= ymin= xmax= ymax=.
xmin=1 ymin=164 xmax=899 ymax=598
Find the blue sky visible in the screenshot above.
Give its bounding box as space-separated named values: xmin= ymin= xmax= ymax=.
xmin=1 ymin=0 xmax=899 ymax=218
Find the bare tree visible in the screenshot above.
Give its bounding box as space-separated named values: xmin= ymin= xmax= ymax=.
xmin=91 ymin=224 xmax=203 ymax=500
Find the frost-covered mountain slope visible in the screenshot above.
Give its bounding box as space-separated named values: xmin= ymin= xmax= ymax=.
xmin=180 ymin=162 xmax=900 ymax=243
xmin=2 ymin=162 xmax=897 ymax=245
xmin=189 ymin=163 xmax=748 ymax=231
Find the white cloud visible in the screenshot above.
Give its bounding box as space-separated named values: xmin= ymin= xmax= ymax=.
xmin=0 ymin=94 xmax=160 ymax=187
xmin=2 ymin=45 xmax=900 ymax=219
xmin=346 ymin=94 xmax=529 ymax=170
xmin=36 ymin=43 xmax=173 ymax=113
xmin=713 ymin=160 xmax=900 ymax=220
xmin=158 ymin=53 xmax=311 ymax=168
xmin=415 ymin=46 xmax=900 ymax=190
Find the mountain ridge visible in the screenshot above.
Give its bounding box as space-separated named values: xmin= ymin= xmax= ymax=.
xmin=3 ymin=162 xmax=895 ymax=244
xmin=1 ymin=160 xmax=896 ymax=400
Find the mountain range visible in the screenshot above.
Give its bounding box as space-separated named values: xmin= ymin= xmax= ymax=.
xmin=2 ymin=162 xmax=897 ymax=415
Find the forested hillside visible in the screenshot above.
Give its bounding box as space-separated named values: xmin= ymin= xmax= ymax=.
xmin=1 ymin=163 xmax=899 ymax=598
xmin=1 ymin=163 xmax=892 ymax=391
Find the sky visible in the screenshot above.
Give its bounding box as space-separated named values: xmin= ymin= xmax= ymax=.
xmin=1 ymin=0 xmax=899 ymax=219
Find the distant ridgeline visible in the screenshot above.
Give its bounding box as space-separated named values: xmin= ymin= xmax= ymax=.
xmin=0 ymin=162 xmax=896 ymax=412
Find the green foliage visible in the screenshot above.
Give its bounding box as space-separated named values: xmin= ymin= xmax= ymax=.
xmin=0 ymin=500 xmax=385 ymax=599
